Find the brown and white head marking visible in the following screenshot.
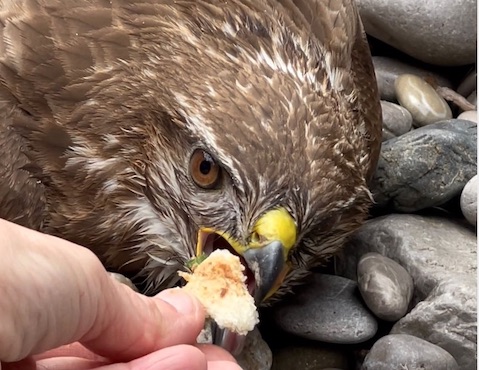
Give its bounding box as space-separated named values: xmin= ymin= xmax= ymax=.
xmin=0 ymin=0 xmax=381 ymax=296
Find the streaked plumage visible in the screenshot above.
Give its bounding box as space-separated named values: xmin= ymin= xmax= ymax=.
xmin=0 ymin=0 xmax=381 ymax=300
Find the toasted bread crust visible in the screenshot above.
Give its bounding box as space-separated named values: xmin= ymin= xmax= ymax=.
xmin=180 ymin=250 xmax=258 ymax=335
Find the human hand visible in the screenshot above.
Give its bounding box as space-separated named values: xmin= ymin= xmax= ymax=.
xmin=0 ymin=219 xmax=242 ymax=370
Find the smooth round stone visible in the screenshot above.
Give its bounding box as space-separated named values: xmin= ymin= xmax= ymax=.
xmin=236 ymin=328 xmax=272 ymax=370
xmin=357 ymin=0 xmax=476 ymax=66
xmin=361 ymin=334 xmax=459 ymax=370
xmin=272 ymin=344 xmax=349 ymax=370
xmin=381 ymin=101 xmax=412 ymax=140
xmin=373 ymin=57 xmax=452 ymax=102
xmin=370 ymin=119 xmax=477 ymax=212
xmin=337 ymin=214 xmax=477 ymax=370
xmin=457 ymin=110 xmax=477 ymax=123
xmin=357 ymin=253 xmax=413 ymax=321
xmin=460 ymin=175 xmax=477 ymax=225
xmin=391 ymin=278 xmax=476 ymax=370
xmin=395 ymin=74 xmax=452 ymax=127
xmin=272 ymin=274 xmax=378 ymax=344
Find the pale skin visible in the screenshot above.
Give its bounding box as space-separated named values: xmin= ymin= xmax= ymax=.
xmin=0 ymin=219 xmax=241 ymax=370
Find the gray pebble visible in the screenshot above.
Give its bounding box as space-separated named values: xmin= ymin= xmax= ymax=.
xmin=372 ymin=56 xmax=452 ymax=102
xmin=395 ymin=74 xmax=452 ymax=127
xmin=381 ymin=101 xmax=412 ymax=140
xmin=391 ymin=278 xmax=477 ymax=370
xmin=272 ymin=274 xmax=377 ymax=344
xmin=361 ymin=334 xmax=459 ymax=370
xmin=370 ymin=119 xmax=477 ymax=212
xmin=336 ymin=214 xmax=477 ymax=370
xmin=236 ymin=328 xmax=272 ymax=370
xmin=460 ymin=175 xmax=477 ymax=225
xmin=357 ymin=253 xmax=413 ymax=321
xmin=272 ymin=344 xmax=349 ymax=370
xmin=357 ymin=0 xmax=476 ymax=66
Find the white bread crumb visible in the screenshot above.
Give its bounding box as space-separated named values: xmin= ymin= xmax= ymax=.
xmin=179 ymin=249 xmax=259 ymax=336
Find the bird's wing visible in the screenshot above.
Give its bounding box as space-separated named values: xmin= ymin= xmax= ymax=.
xmin=0 ymin=0 xmax=135 ymax=227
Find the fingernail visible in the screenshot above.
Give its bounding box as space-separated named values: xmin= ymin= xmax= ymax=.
xmin=157 ymin=288 xmax=197 ymax=316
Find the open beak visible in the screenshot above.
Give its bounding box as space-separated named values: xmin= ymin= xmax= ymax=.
xmin=194 ymin=207 xmax=296 ymax=355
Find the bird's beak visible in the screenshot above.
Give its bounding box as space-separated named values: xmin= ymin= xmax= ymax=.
xmin=243 ymin=240 xmax=289 ymax=302
xmin=194 ymin=207 xmax=297 ymax=354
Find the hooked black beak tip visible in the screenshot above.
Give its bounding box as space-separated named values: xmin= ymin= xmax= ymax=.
xmin=243 ymin=240 xmax=285 ymax=303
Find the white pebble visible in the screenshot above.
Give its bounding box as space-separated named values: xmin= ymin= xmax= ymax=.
xmin=460 ymin=175 xmax=477 ymax=225
xmin=395 ymin=74 xmax=452 ymax=127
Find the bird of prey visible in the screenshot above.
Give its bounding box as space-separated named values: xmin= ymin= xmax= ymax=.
xmin=0 ymin=0 xmax=381 ymax=352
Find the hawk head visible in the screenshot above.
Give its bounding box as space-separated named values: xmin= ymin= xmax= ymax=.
xmin=0 ymin=0 xmax=381 ymax=353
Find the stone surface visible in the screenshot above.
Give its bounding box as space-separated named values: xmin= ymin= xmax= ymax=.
xmin=236 ymin=328 xmax=273 ymax=370
xmin=395 ymin=74 xmax=452 ymax=127
xmin=371 ymin=119 xmax=477 ymax=212
xmin=272 ymin=343 xmax=349 ymax=370
xmin=361 ymin=334 xmax=459 ymax=370
xmin=357 ymin=0 xmax=477 ymax=66
xmin=337 ymin=214 xmax=477 ymax=300
xmin=457 ymin=110 xmax=477 ymax=123
xmin=272 ymin=274 xmax=377 ymax=344
xmin=336 ymin=214 xmax=477 ymax=369
xmin=381 ymin=101 xmax=412 ymax=140
xmin=372 ymin=56 xmax=452 ymax=102
xmin=390 ymin=278 xmax=476 ymax=370
xmin=357 ymin=253 xmax=413 ymax=321
xmin=460 ymin=174 xmax=478 ymax=225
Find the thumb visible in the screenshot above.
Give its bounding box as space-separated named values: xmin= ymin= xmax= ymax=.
xmin=0 ymin=219 xmax=205 ymax=363
xmin=82 ymin=284 xmax=206 ymax=361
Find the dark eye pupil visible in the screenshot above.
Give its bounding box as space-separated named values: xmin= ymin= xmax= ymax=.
xmin=199 ymin=160 xmax=212 ymax=175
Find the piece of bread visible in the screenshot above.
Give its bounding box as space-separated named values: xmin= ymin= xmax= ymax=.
xmin=179 ymin=249 xmax=259 ymax=336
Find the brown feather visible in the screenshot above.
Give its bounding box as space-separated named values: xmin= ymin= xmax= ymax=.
xmin=0 ymin=0 xmax=381 ymax=297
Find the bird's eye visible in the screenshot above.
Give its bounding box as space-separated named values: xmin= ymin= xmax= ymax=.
xmin=189 ymin=149 xmax=221 ymax=189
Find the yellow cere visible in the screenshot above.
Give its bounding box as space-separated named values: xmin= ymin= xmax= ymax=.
xmin=250 ymin=208 xmax=297 ymax=254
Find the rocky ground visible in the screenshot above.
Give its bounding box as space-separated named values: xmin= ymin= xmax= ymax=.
xmin=236 ymin=1 xmax=477 ymax=369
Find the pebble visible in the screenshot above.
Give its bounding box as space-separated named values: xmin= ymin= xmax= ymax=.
xmin=357 ymin=253 xmax=413 ymax=321
xmin=380 ymin=101 xmax=412 ymax=140
xmin=457 ymin=110 xmax=477 ymax=123
xmin=395 ymin=74 xmax=452 ymax=127
xmin=391 ymin=278 xmax=476 ymax=370
xmin=236 ymin=328 xmax=273 ymax=370
xmin=198 ymin=324 xmax=272 ymax=370
xmin=460 ymin=175 xmax=478 ymax=225
xmin=272 ymin=274 xmax=378 ymax=344
xmin=370 ymin=119 xmax=477 ymax=212
xmin=356 ymin=0 xmax=476 ymax=66
xmin=272 ymin=343 xmax=349 ymax=370
xmin=372 ymin=57 xmax=452 ymax=102
xmin=362 ymin=334 xmax=459 ymax=370
xmin=336 ymin=214 xmax=477 ymax=369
